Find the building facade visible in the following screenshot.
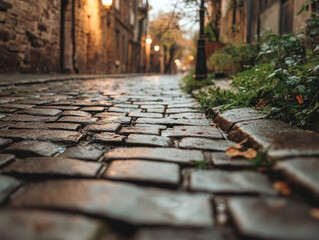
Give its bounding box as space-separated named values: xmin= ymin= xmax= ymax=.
xmin=218 ymin=0 xmax=312 ymax=44
xmin=0 ymin=0 xmax=149 ymax=74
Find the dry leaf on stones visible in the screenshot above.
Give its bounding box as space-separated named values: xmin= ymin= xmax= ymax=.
xmin=225 ymin=146 xmax=257 ymax=159
xmin=273 ymin=181 xmax=291 ymax=195
xmin=310 ymin=209 xmax=319 ymax=219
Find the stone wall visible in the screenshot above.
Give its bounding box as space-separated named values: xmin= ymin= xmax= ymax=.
xmin=0 ymin=0 xmax=61 ymax=73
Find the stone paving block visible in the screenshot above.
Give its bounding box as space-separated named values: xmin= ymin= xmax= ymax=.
xmin=40 ymin=105 xmax=80 ymax=110
xmin=179 ymin=138 xmax=235 ymax=151
xmin=0 ymin=210 xmax=102 ymax=240
xmin=61 ymin=110 xmax=92 ymax=117
xmin=94 ymin=133 xmax=125 ymax=144
xmin=166 ymin=108 xmax=199 ymax=114
xmin=136 ymin=118 xmax=210 ymax=126
xmin=134 ymin=228 xmax=237 ymax=240
xmin=99 ymin=116 xmax=131 ymax=125
xmin=0 ymin=108 xmax=17 ymax=113
xmin=22 ymin=108 xmax=62 ymax=116
xmin=129 ymin=112 xmax=163 ymax=118
xmin=162 ymin=126 xmax=224 ymax=139
xmin=2 ymin=157 xmax=102 ymax=177
xmin=140 ymin=105 xmax=165 ymax=109
xmin=1 ymin=114 xmax=58 ymax=122
xmin=190 ymin=170 xmax=277 ymax=195
xmin=11 ymin=180 xmax=213 ymax=227
xmin=228 ymin=197 xmax=319 ymax=240
xmin=168 ymin=113 xmax=206 ymax=119
xmin=94 ymin=112 xmax=127 ymax=118
xmin=275 ymin=157 xmax=319 ymax=201
xmin=11 ymin=122 xmax=81 ymax=131
xmin=168 ymin=103 xmax=199 ymax=108
xmin=146 ymin=108 xmax=165 ymax=114
xmin=212 ymin=152 xmax=254 ymax=168
xmin=72 ymin=100 xmax=112 ymax=107
xmin=60 ymin=145 xmax=104 ymax=161
xmin=133 ymin=101 xmax=167 ymax=106
xmin=0 ymin=104 xmax=34 ymax=109
xmin=105 ymin=147 xmax=204 ymax=164
xmin=228 ymin=119 xmax=319 ymax=160
xmin=215 ymin=108 xmax=266 ymax=132
xmin=0 ymin=174 xmax=21 ymax=203
xmin=109 ymin=107 xmax=140 ymax=113
xmin=135 ymin=124 xmax=167 ymax=130
xmin=83 ymin=123 xmax=121 ymax=132
xmin=81 ymin=106 xmax=105 ymax=112
xmin=0 ymin=129 xmax=83 ymax=144
xmin=126 ymin=134 xmax=172 ymax=147
xmin=0 ymin=137 xmax=13 ymax=147
xmin=0 ymin=154 xmax=15 ymax=168
xmin=58 ymin=116 xmax=98 ymax=124
xmin=104 ymin=160 xmax=180 ymax=185
xmin=4 ymin=140 xmax=65 ymax=157
xmin=120 ymin=126 xmax=161 ymax=135
xmin=114 ymin=104 xmax=139 ymax=108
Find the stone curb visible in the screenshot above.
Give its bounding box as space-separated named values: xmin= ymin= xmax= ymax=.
xmin=0 ymin=73 xmax=155 ymax=87
xmin=210 ymin=107 xmax=319 ymax=160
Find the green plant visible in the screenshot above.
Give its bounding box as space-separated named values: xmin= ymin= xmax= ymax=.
xmin=182 ymin=69 xmax=215 ymax=93
xmin=207 ymin=43 xmax=258 ymax=74
xmin=192 ymin=160 xmax=210 ymax=170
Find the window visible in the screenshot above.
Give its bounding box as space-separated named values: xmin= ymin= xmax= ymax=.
xmin=115 ymin=0 xmax=120 ymax=10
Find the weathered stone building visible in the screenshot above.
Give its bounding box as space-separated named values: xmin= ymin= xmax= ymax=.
xmin=0 ymin=0 xmax=149 ymax=74
xmin=218 ymin=0 xmax=312 ymax=44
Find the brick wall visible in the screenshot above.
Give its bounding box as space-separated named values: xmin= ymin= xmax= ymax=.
xmin=0 ymin=0 xmax=61 ymax=73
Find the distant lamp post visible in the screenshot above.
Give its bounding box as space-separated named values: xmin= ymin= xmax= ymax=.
xmin=154 ymin=45 xmax=160 ymax=52
xmin=146 ymin=37 xmax=152 ymax=45
xmin=195 ymin=0 xmax=207 ymax=80
xmin=189 ymin=55 xmax=194 ymax=61
xmin=102 ymin=0 xmax=113 ymax=8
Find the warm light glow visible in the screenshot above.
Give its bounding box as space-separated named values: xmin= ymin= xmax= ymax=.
xmin=146 ymin=38 xmax=152 ymax=44
xmin=189 ymin=55 xmax=194 ymax=61
xmin=175 ymin=59 xmax=181 ymax=67
xmin=102 ymin=0 xmax=113 ymax=7
xmin=154 ymin=45 xmax=160 ymax=51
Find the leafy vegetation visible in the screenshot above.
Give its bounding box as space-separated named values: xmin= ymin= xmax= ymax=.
xmin=207 ymin=43 xmax=258 ymax=74
xmin=182 ymin=69 xmax=215 ymax=93
xmin=194 ymin=32 xmax=319 ymax=129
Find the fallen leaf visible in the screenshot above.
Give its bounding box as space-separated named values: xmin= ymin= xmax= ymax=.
xmin=196 ymin=132 xmax=204 ymax=135
xmin=306 ymin=130 xmax=314 ymax=133
xmin=310 ymin=208 xmax=319 ymax=219
xmin=181 ymin=129 xmax=187 ymax=131
xmin=225 ymin=146 xmax=257 ymax=159
xmin=213 ymin=124 xmax=218 ymax=127
xmin=296 ymin=94 xmax=303 ymax=104
xmin=273 ymin=181 xmax=291 ymax=195
xmin=255 ymin=99 xmax=267 ymax=108
xmin=182 ymin=116 xmax=188 ymax=119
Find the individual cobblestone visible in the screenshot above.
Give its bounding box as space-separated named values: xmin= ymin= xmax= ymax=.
xmin=136 ymin=118 xmax=210 ymax=126
xmin=11 ymin=180 xmax=213 ymax=226
xmin=162 ymin=126 xmax=224 ymax=139
xmin=190 ymin=170 xmax=277 ymax=195
xmin=0 ymin=137 xmax=13 ymax=147
xmin=59 ymin=145 xmax=104 ymax=161
xmin=94 ymin=133 xmax=125 ymax=144
xmin=105 ymin=147 xmax=204 ymax=164
xmin=4 ymin=140 xmax=66 ymax=157
xmin=0 ymin=174 xmax=21 ymax=203
xmin=0 ymin=154 xmax=15 ymax=168
xmin=228 ymin=197 xmax=319 ymax=240
xmin=58 ymin=116 xmax=98 ymax=124
xmin=126 ymin=134 xmax=172 ymax=147
xmin=61 ymin=110 xmax=92 ymax=117
xmin=0 ymin=210 xmax=102 ymax=240
xmin=104 ymin=160 xmax=180 ymax=186
xmin=120 ymin=126 xmax=161 ymax=135
xmin=179 ymin=138 xmax=235 ymax=151
xmin=22 ymin=108 xmax=62 ymax=116
xmin=211 ymin=152 xmax=254 ymax=168
xmin=0 ymin=129 xmax=83 ymax=143
xmin=2 ymin=157 xmax=102 ymax=177
xmin=10 ymin=122 xmax=81 ymax=130
xmin=83 ymin=123 xmax=121 ymax=132
xmin=1 ymin=114 xmax=58 ymax=122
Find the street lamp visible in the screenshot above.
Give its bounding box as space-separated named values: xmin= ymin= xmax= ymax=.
xmin=154 ymin=45 xmax=160 ymax=51
xmin=102 ymin=0 xmax=113 ymax=8
xmin=146 ymin=37 xmax=152 ymax=45
xmin=195 ymin=0 xmax=207 ymax=80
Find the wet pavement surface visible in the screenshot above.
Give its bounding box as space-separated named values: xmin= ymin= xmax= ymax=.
xmin=0 ymin=75 xmax=319 ymax=240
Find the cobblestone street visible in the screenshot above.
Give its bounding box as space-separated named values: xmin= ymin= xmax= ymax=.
xmin=0 ymin=75 xmax=319 ymax=240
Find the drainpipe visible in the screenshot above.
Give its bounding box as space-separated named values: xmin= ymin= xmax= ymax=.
xmin=72 ymin=0 xmax=79 ymax=73
xmin=246 ymin=0 xmax=252 ymax=43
